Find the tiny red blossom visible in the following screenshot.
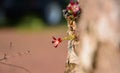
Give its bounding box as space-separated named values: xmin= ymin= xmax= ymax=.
xmin=70 ymin=0 xmax=75 ymax=5
xmin=52 ymin=36 xmax=62 ymax=48
xmin=66 ymin=0 xmax=80 ymax=17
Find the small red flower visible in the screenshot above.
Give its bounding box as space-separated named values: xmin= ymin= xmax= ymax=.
xmin=66 ymin=0 xmax=81 ymax=17
xmin=52 ymin=36 xmax=62 ymax=48
xmin=67 ymin=6 xmax=72 ymax=11
xmin=70 ymin=0 xmax=75 ymax=5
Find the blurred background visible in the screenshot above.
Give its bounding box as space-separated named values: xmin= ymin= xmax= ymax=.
xmin=0 ymin=0 xmax=68 ymax=26
xmin=0 ymin=0 xmax=68 ymax=73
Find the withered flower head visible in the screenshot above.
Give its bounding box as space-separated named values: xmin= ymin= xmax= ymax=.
xmin=63 ymin=0 xmax=81 ymax=20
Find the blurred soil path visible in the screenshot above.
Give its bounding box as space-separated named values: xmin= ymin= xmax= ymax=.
xmin=0 ymin=28 xmax=67 ymax=73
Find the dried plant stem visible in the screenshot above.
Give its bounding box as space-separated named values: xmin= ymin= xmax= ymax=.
xmin=65 ymin=20 xmax=80 ymax=73
xmin=0 ymin=54 xmax=31 ymax=73
xmin=0 ymin=62 xmax=31 ymax=73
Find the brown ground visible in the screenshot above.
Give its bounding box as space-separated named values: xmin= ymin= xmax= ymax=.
xmin=0 ymin=28 xmax=68 ymax=73
xmin=0 ymin=28 xmax=120 ymax=73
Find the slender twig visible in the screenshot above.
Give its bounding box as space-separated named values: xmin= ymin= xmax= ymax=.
xmin=0 ymin=61 xmax=31 ymax=73
xmin=0 ymin=42 xmax=31 ymax=73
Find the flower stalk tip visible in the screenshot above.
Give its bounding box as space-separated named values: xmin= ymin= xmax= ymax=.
xmin=63 ymin=0 xmax=81 ymax=21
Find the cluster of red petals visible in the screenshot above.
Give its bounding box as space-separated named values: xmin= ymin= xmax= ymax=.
xmin=52 ymin=36 xmax=62 ymax=48
xmin=66 ymin=0 xmax=80 ymax=17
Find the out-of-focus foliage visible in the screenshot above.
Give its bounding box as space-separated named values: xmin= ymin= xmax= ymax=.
xmin=0 ymin=0 xmax=68 ymax=27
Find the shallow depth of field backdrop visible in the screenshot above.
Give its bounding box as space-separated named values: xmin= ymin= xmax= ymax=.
xmin=0 ymin=0 xmax=120 ymax=73
xmin=0 ymin=0 xmax=68 ymax=73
